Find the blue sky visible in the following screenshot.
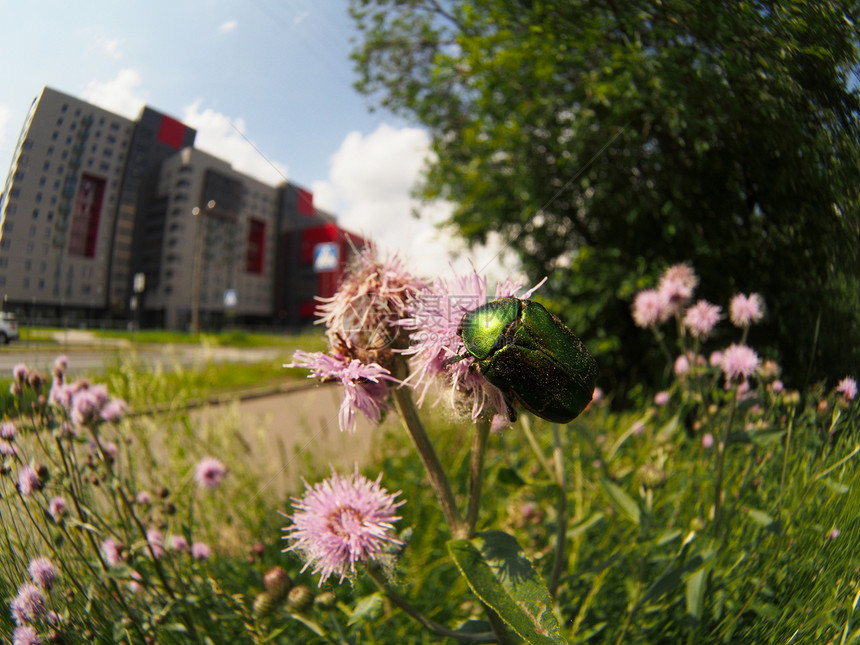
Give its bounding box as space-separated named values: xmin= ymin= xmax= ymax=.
xmin=0 ymin=0 xmax=513 ymax=279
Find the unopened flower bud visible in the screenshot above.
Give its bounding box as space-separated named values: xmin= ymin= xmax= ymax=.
xmin=287 ymin=585 xmax=313 ymax=612
xmin=254 ymin=592 xmax=275 ymax=617
xmin=263 ymin=566 xmax=293 ymax=600
xmin=314 ymin=591 xmax=336 ymax=610
xmin=636 ymin=463 xmax=667 ymax=489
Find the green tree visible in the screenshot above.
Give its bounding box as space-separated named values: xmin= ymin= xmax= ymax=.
xmin=350 ymin=0 xmax=860 ymax=397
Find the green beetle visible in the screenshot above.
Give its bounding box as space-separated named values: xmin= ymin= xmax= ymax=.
xmin=451 ymin=298 xmax=598 ymax=423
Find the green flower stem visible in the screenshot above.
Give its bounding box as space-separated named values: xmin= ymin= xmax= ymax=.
xmin=548 ymin=424 xmax=568 ymax=598
xmin=391 ymin=384 xmax=465 ymax=537
xmin=712 ymin=386 xmax=739 ymax=534
xmin=466 ymin=416 xmax=491 ymax=538
xmin=520 ymin=415 xmax=554 ymax=478
xmin=365 ymin=565 xmax=496 ymax=642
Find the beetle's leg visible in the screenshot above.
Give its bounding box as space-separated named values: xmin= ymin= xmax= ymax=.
xmin=442 ymin=353 xmax=469 ymax=367
xmin=503 ymin=392 xmax=518 ymax=422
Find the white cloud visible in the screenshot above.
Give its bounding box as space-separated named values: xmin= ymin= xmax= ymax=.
xmin=95 ymin=36 xmax=123 ymax=60
xmin=217 ymin=20 xmax=238 ymax=35
xmin=314 ymin=124 xmax=519 ymax=282
xmin=0 ymin=104 xmax=12 ymax=151
xmin=80 ymin=69 xmax=146 ymax=120
xmin=182 ymin=99 xmax=289 ymax=187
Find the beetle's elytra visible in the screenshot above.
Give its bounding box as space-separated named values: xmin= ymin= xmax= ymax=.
xmin=455 ymin=298 xmax=598 ymax=423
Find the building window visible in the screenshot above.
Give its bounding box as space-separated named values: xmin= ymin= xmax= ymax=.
xmin=61 ymin=104 xmax=68 ymax=113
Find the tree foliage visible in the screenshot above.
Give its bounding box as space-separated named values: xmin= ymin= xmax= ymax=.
xmin=349 ymin=0 xmax=860 ymax=396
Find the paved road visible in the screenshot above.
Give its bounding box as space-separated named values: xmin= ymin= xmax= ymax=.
xmin=0 ymin=331 xmax=287 ymax=375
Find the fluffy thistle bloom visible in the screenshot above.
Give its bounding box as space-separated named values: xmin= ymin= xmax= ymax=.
xmin=146 ymin=529 xmax=165 ymax=559
xmin=18 ymin=466 xmax=42 ymax=497
xmin=194 ymin=456 xmax=228 ymax=489
xmin=316 ymin=245 xmax=425 ymax=367
xmin=632 ymin=289 xmax=670 ymax=328
xmin=53 ymin=355 xmax=69 ymax=374
xmin=100 ymin=398 xmax=127 ymax=422
xmin=191 ymin=542 xmax=211 ymax=561
xmin=400 ymin=263 xmax=544 ymax=425
xmin=702 ymin=433 xmax=715 ymax=449
xmin=136 ymin=491 xmax=152 ymax=506
xmin=771 ymin=380 xmax=785 ymax=394
xmin=13 ymin=625 xmax=41 ymax=645
xmin=658 ymin=264 xmax=698 ymax=314
xmin=835 ymin=376 xmax=857 ymax=401
xmin=13 ymin=363 xmax=28 ymax=383
xmin=48 ymin=496 xmax=68 ymax=521
xmin=654 ymin=391 xmax=670 ymax=406
xmin=729 ymin=293 xmax=765 ymax=327
xmin=674 ymin=354 xmax=690 ymax=376
xmin=1 ymin=439 xmax=17 ymax=456
xmin=709 ymin=351 xmax=724 ymax=367
xmin=101 ymin=537 xmax=124 ymax=567
xmin=170 ymin=535 xmax=189 ymax=552
xmin=683 ymin=300 xmax=722 ymax=339
xmin=1 ymin=421 xmax=17 ymax=440
xmin=128 ymin=570 xmax=144 ymax=594
xmin=28 ymin=558 xmax=57 ymax=590
xmin=288 ymin=350 xmax=397 ymax=434
xmin=10 ymin=583 xmax=46 ymax=624
xmin=283 ymin=469 xmax=404 ymax=585
xmin=721 ymin=344 xmax=760 ymax=382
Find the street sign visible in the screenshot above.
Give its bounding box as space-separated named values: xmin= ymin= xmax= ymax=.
xmin=224 ymin=289 xmax=238 ymax=308
xmin=313 ymin=242 xmax=340 ymax=272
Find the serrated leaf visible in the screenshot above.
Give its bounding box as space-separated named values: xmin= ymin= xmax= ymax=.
xmin=599 ymin=478 xmax=641 ymax=525
xmin=448 ymin=531 xmax=568 ymax=644
xmin=348 ymin=591 xmax=384 ymax=626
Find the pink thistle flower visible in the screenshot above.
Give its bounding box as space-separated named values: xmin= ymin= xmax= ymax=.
xmin=146 ymin=529 xmax=165 ymax=559
xmin=315 ymin=245 xmax=426 ymax=364
xmin=100 ymin=398 xmax=127 ymax=422
xmin=49 ymin=382 xmax=72 ymax=410
xmin=191 ymin=542 xmax=212 ymax=561
xmin=654 ymin=391 xmax=670 ymax=406
xmin=1 ymin=439 xmax=17 ymax=456
xmin=721 ymin=344 xmax=760 ymax=382
xmin=136 ymin=491 xmax=152 ymax=506
xmin=729 ymin=293 xmax=765 ymax=327
xmin=709 ymin=351 xmax=723 ymax=367
xmin=128 ymin=570 xmax=144 ymax=594
xmin=283 ymin=468 xmax=404 ymax=585
xmin=10 ymin=583 xmax=46 ymax=624
xmin=13 ymin=625 xmax=41 ymax=645
xmin=48 ymin=496 xmax=68 ymax=521
xmin=828 ymin=527 xmax=840 ymax=540
xmin=702 ymin=433 xmax=715 ymax=449
xmin=194 ymin=457 xmax=228 ymax=490
xmin=771 ymin=380 xmax=785 ymax=394
xmin=170 ymin=535 xmax=189 ymax=552
xmin=13 ymin=363 xmax=28 ymax=383
xmin=661 ymin=263 xmax=699 ymax=293
xmin=683 ymin=300 xmax=722 ymax=339
xmin=101 ymin=537 xmax=124 ymax=567
xmin=287 ymin=351 xmax=397 ymax=434
xmin=631 ymin=289 xmax=670 ymax=328
xmin=54 ymin=355 xmax=69 ymax=372
xmin=400 ymin=263 xmax=543 ymax=425
xmin=18 ymin=466 xmax=42 ymax=497
xmin=835 ymin=376 xmax=857 ymax=401
xmin=28 ymin=557 xmax=57 ymax=590
xmin=674 ymin=354 xmax=690 ymax=376
xmin=1 ymin=421 xmax=17 ymax=440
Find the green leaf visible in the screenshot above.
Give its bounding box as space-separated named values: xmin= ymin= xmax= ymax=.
xmin=348 ymin=591 xmax=385 ymax=626
xmin=496 ymin=466 xmax=526 ymax=487
xmin=747 ymin=508 xmax=776 ymax=528
xmin=599 ymin=478 xmax=641 ymax=525
xmin=655 ymin=414 xmax=680 ymax=443
xmin=567 ymin=512 xmax=605 ymax=539
xmin=448 ymin=531 xmax=569 ymax=644
xmin=685 ymin=566 xmax=710 ymax=621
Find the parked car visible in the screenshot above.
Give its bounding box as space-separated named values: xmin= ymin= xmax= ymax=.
xmin=0 ymin=312 xmax=20 ymax=345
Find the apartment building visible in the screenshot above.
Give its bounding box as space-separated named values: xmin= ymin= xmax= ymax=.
xmin=0 ymin=86 xmax=362 ymax=329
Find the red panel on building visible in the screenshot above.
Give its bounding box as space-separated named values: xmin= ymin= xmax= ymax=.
xmin=68 ymin=174 xmax=106 ymax=258
xmin=245 ymin=218 xmax=265 ymax=274
xmin=297 ymin=187 xmax=314 ymax=216
xmin=156 ymin=115 xmax=187 ymax=149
